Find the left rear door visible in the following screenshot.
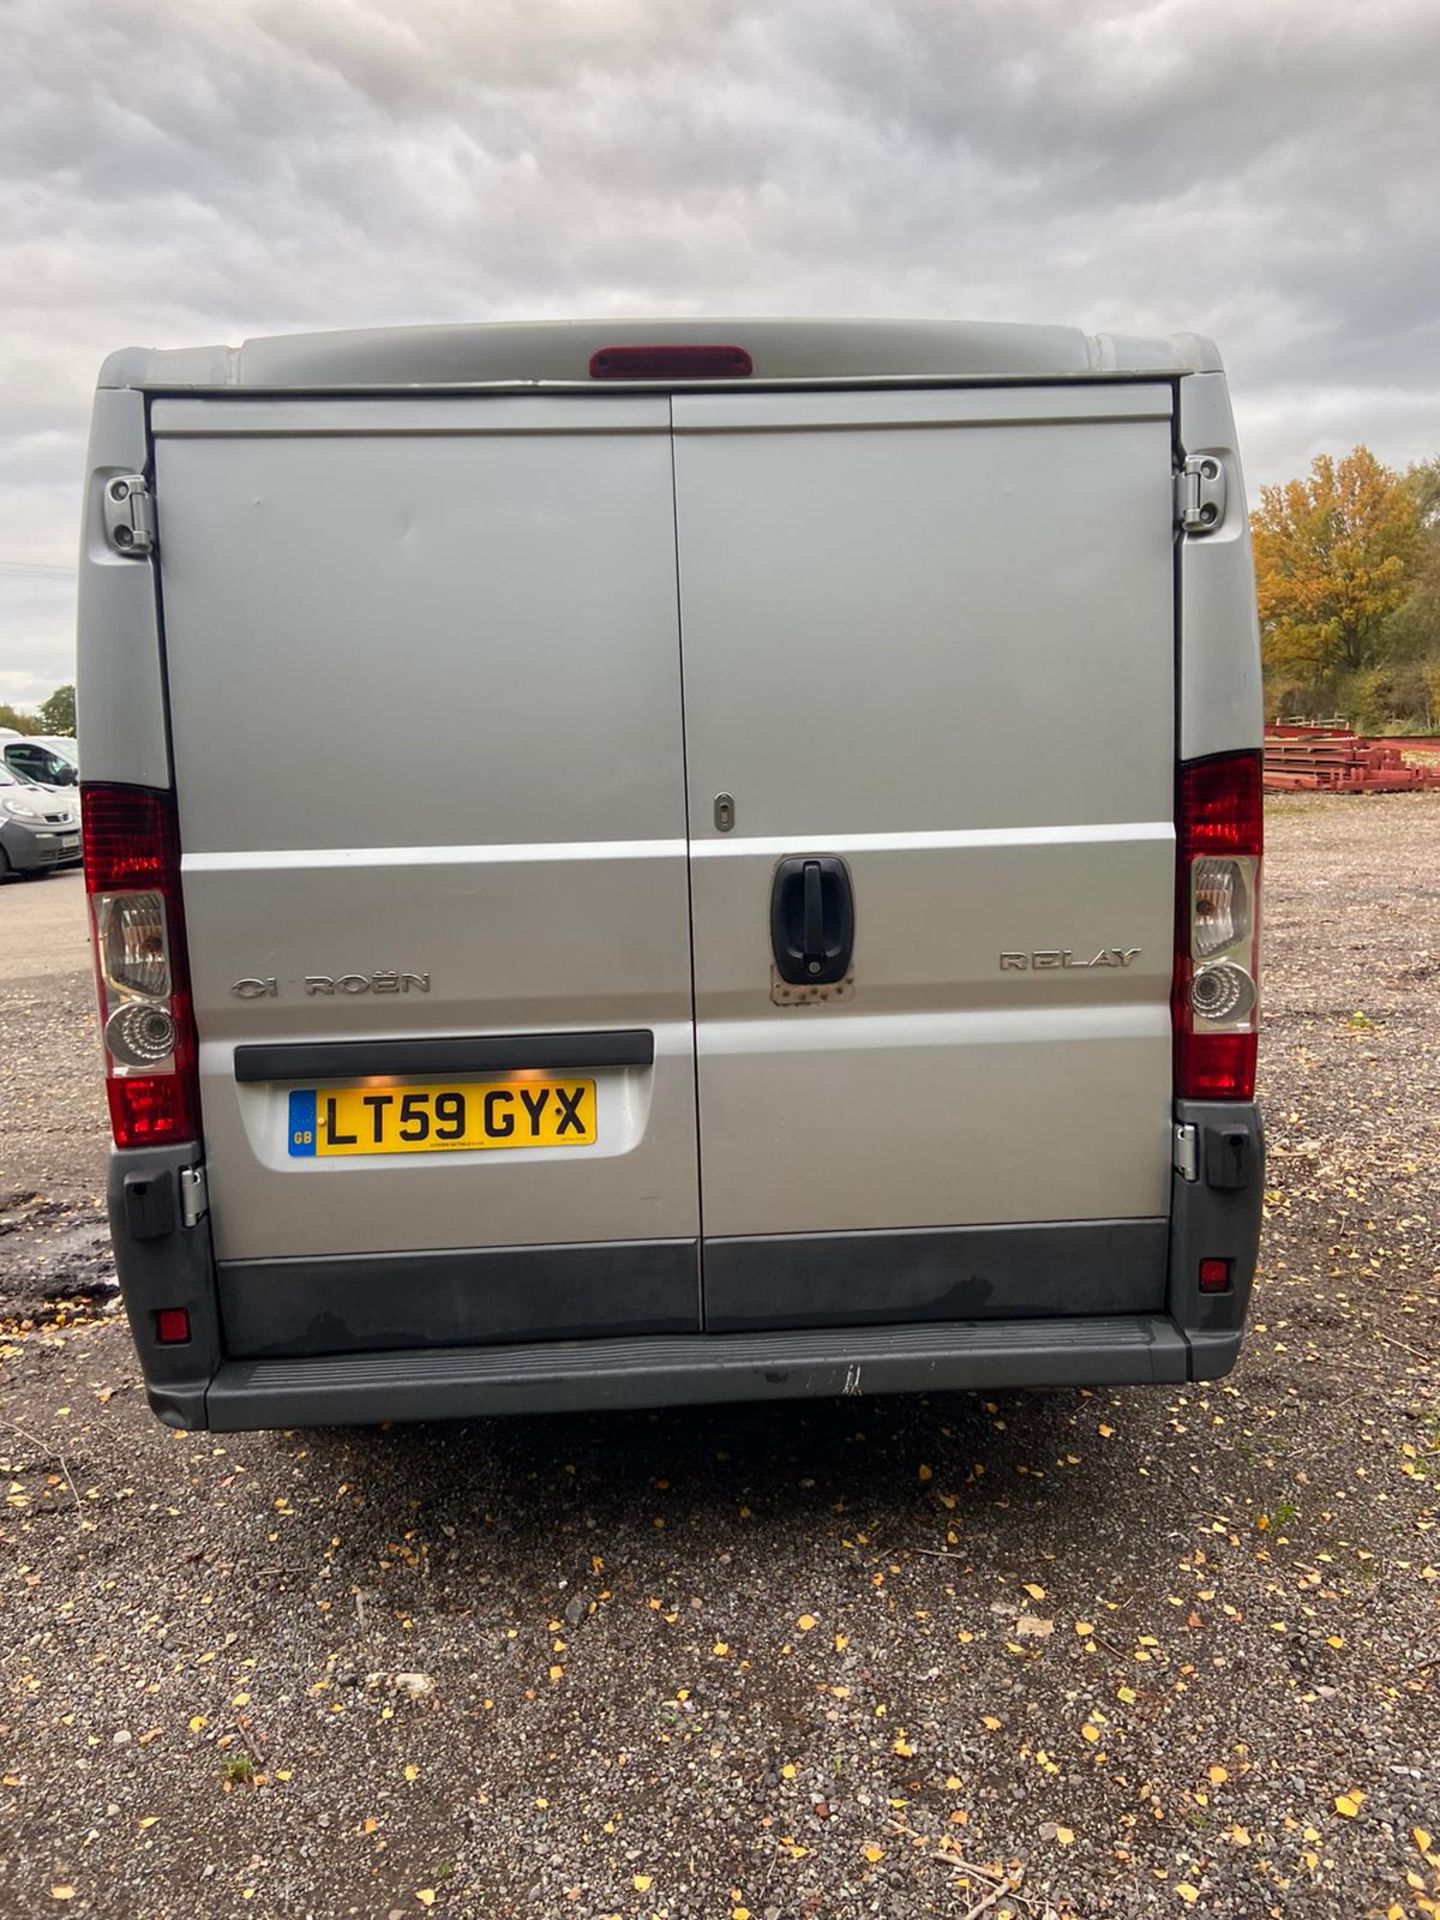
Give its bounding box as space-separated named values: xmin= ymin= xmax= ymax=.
xmin=153 ymin=395 xmax=699 ymax=1333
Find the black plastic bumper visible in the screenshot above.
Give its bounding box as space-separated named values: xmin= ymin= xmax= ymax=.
xmin=205 ymin=1314 xmax=1210 ymax=1429
xmin=108 ymin=1100 xmax=1262 ymax=1431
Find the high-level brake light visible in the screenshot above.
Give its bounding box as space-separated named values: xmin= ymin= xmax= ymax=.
xmin=588 ymin=343 xmax=753 ymax=379
xmin=82 ymin=785 xmax=200 ymax=1149
xmin=1173 ymin=752 xmax=1262 ymax=1101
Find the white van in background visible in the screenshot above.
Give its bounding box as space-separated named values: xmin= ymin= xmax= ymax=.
xmin=77 ymin=319 xmax=1263 ymax=1431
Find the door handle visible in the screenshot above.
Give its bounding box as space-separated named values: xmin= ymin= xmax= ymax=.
xmin=770 ymin=857 xmax=854 ymax=986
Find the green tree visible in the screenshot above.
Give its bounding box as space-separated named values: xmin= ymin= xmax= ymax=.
xmin=0 ymin=702 xmax=37 ymax=734
xmin=37 ymin=684 xmax=76 ymax=735
xmin=1251 ymin=447 xmax=1419 ymax=696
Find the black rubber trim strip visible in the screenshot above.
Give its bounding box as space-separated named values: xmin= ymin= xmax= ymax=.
xmin=704 ymin=1218 xmax=1168 ymax=1332
xmin=217 ymin=1239 xmax=701 ymax=1358
xmin=233 ymin=1029 xmax=655 ymax=1083
xmin=204 ymin=1315 xmax=1190 ymax=1428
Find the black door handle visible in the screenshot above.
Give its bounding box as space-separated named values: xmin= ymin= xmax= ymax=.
xmin=770 ymin=857 xmax=854 ymax=985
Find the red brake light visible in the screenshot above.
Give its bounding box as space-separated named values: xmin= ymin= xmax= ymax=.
xmin=1173 ymin=752 xmax=1262 ymax=1102
xmin=82 ymin=783 xmax=200 ymax=1150
xmin=588 ymin=343 xmax=753 ymax=380
xmin=156 ymin=1307 xmax=191 ymax=1345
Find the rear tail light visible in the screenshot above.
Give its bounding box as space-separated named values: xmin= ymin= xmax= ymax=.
xmin=82 ymin=785 xmax=200 ymax=1149
xmin=1173 ymin=752 xmax=1262 ymax=1101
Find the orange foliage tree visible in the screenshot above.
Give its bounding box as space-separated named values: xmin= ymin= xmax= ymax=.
xmin=1251 ymin=447 xmax=1419 ymax=695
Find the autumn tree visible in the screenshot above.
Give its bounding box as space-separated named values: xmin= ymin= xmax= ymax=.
xmin=1251 ymin=447 xmax=1419 ymax=699
xmin=37 ymin=684 xmax=76 ymax=735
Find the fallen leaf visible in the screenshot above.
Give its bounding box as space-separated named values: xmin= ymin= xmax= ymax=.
xmin=415 ymin=1895 xmax=435 ymax=1910
xmin=917 ymin=1464 xmax=933 ymax=1482
xmin=982 ymin=1716 xmax=1002 ymax=1732
xmin=1081 ymin=1724 xmax=1101 ymax=1744
xmin=1023 ymin=1584 xmax=1046 ymax=1601
xmin=1074 ymin=1621 xmax=1094 ymax=1637
xmin=892 ymin=1734 xmax=916 ymax=1758
xmin=50 ymin=1892 xmax=76 ymax=1904
xmin=1055 ymin=1826 xmax=1074 ymax=1846
xmin=1208 ymin=1765 xmax=1228 ymax=1786
xmin=1415 ymin=1827 xmax=1434 ymax=1853
xmin=632 ymin=1876 xmax=653 ymax=1893
xmin=944 ymin=1776 xmax=962 ymax=1790
xmin=403 ymin=1764 xmax=420 ymax=1783
xmin=713 ymin=1642 xmax=730 ymax=1657
xmin=1335 ymin=1791 xmax=1364 ymax=1818
xmin=1098 ymin=1423 xmax=1115 ymax=1439
xmin=1176 ymin=1885 xmax=1199 ymax=1906
xmin=1117 ymin=1686 xmax=1137 ymax=1705
xmin=796 ymin=1615 xmax=817 ymax=1632
xmin=862 ymin=1844 xmax=884 ymax=1864
xmin=1016 ymin=1614 xmax=1053 ymax=1638
xmin=833 ymin=1634 xmax=849 ymax=1652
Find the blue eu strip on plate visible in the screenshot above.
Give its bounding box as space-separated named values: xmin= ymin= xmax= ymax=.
xmin=288 ymin=1088 xmax=317 ymax=1157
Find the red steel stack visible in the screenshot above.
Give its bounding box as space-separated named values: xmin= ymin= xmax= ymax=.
xmin=1262 ymin=726 xmax=1440 ymax=793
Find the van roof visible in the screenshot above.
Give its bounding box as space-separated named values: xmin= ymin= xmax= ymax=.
xmin=98 ymin=318 xmax=1221 ymax=393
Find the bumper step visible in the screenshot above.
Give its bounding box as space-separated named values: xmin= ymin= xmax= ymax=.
xmin=204 ymin=1315 xmax=1192 ymax=1429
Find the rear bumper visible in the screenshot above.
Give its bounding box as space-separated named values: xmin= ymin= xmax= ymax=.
xmin=199 ymin=1314 xmax=1229 ymax=1431
xmin=108 ymin=1099 xmax=1262 ymax=1431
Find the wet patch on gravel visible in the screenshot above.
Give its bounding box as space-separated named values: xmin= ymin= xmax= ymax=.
xmin=0 ymin=1191 xmax=115 ymax=1325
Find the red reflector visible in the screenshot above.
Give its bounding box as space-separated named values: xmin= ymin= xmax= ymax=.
xmin=588 ymin=343 xmax=752 ymax=380
xmin=156 ymin=1307 xmax=191 ymax=1345
xmin=1198 ymin=1258 xmax=1231 ymax=1294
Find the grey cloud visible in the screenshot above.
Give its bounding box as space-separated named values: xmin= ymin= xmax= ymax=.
xmin=3 ymin=0 xmax=1439 ymax=701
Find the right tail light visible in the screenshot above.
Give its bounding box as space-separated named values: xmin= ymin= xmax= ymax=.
xmin=1173 ymin=751 xmax=1262 ymax=1101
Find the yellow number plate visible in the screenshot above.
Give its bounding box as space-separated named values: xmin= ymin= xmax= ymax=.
xmin=287 ymin=1079 xmax=597 ymax=1157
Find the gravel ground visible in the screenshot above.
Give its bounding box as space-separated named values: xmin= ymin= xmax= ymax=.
xmin=1 ymin=802 xmax=1437 ymax=1920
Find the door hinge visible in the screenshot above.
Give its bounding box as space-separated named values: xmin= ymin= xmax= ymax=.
xmin=1173 ymin=1123 xmax=1199 ymax=1183
xmin=179 ymin=1164 xmax=208 ymax=1228
xmin=103 ymin=473 xmax=157 ymax=557
xmin=1175 ymin=455 xmax=1225 ymax=535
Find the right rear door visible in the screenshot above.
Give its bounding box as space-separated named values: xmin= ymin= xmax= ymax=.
xmin=673 ymin=384 xmax=1178 ymax=1330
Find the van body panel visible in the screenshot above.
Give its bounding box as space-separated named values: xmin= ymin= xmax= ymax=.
xmin=152 ymin=397 xmax=700 ymax=1264
xmin=80 ymin=321 xmax=1266 ymax=1431
xmin=75 ymin=388 xmax=171 ymax=789
xmin=672 ymin=387 xmax=1176 ymax=1240
xmin=1176 ymin=372 xmax=1264 ymax=762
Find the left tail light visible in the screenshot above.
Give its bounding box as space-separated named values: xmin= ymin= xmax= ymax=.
xmin=82 ymin=784 xmax=200 ymax=1149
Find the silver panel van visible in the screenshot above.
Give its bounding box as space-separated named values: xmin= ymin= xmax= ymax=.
xmin=77 ymin=320 xmax=1263 ymax=1430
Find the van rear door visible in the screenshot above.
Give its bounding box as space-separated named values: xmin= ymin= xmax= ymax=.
xmin=152 ymin=396 xmax=701 ymax=1353
xmin=672 ymin=384 xmax=1178 ymax=1331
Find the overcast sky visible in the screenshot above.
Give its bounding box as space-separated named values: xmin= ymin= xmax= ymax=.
xmin=3 ymin=0 xmax=1438 ymax=709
